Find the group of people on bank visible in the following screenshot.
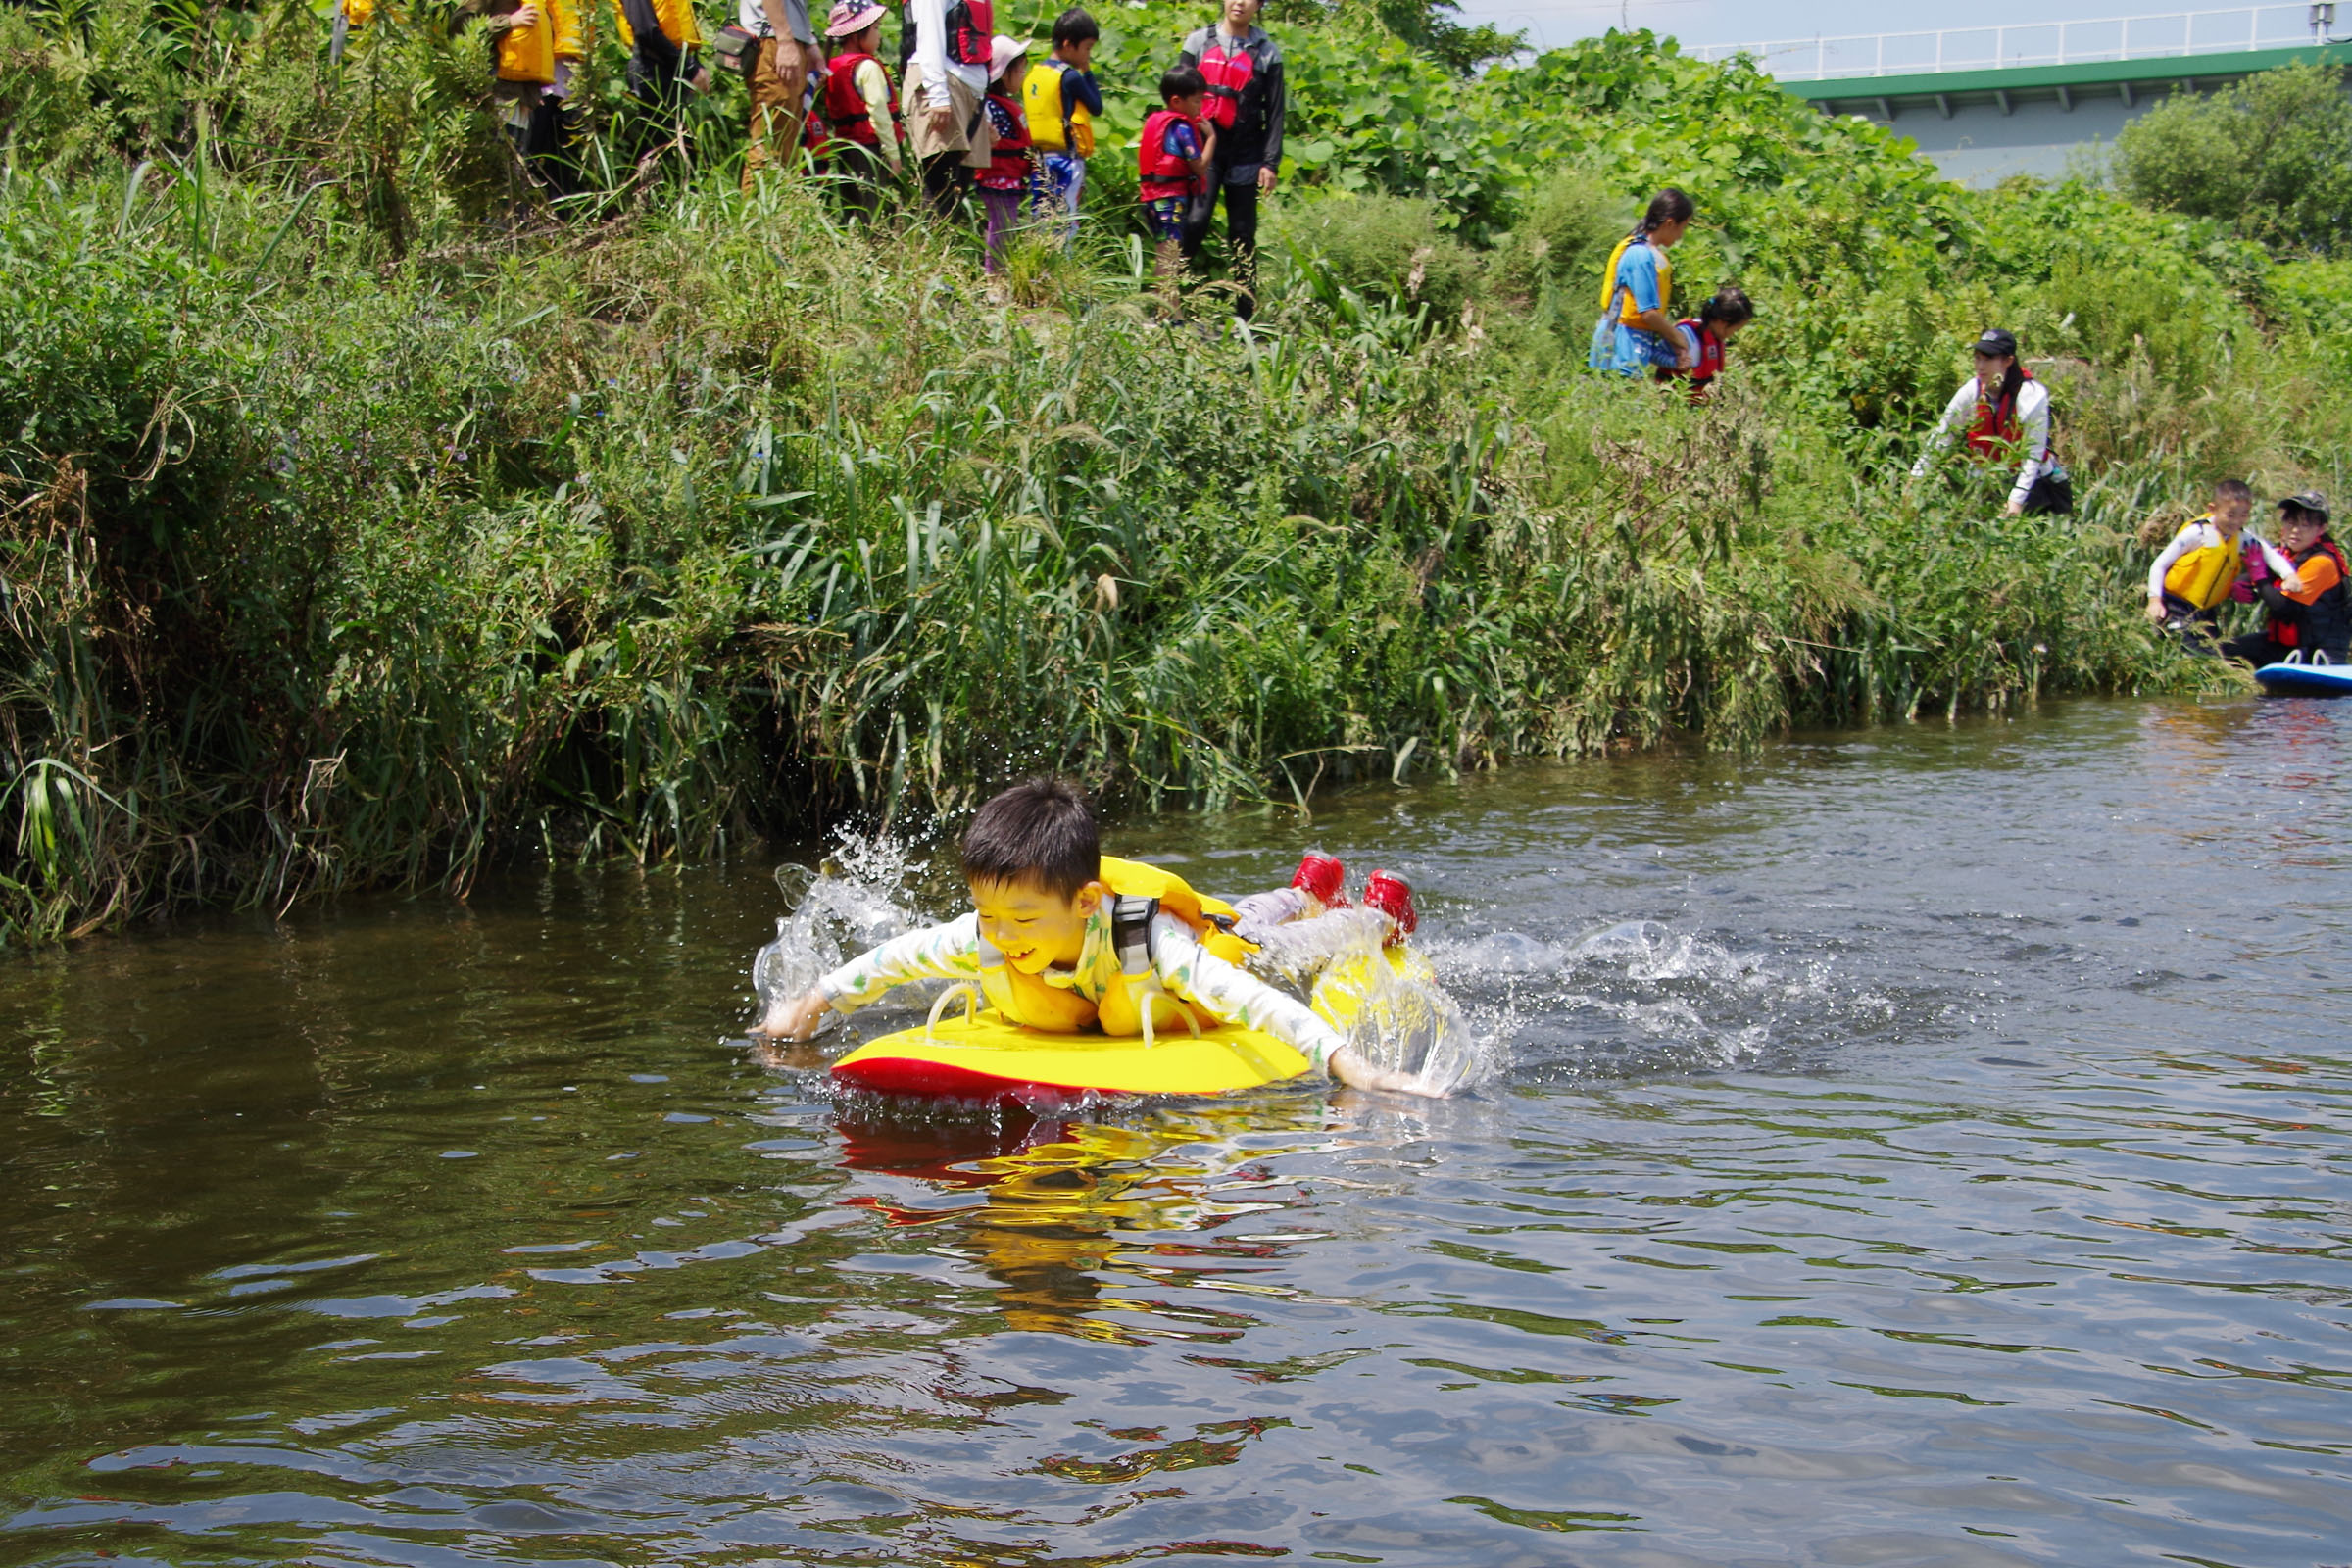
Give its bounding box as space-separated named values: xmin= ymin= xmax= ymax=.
xmin=338 ymin=0 xmax=1288 ymax=311
xmin=2147 ymin=483 xmax=2345 ymax=665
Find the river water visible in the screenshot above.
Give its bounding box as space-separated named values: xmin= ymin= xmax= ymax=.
xmin=4 ymin=697 xmax=2348 ymax=1567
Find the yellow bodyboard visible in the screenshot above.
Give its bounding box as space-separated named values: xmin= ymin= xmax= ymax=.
xmin=833 ymin=1009 xmax=1314 ymax=1099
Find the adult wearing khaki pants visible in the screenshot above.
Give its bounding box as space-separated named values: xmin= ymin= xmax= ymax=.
xmin=744 ymin=0 xmax=825 ymax=186
xmin=901 ymin=0 xmax=995 ymax=218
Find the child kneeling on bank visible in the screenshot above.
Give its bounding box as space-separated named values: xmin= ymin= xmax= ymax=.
xmin=757 ymin=779 xmax=1444 ymax=1097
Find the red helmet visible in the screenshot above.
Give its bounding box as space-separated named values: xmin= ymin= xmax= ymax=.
xmin=1361 ymin=870 xmax=1417 ymax=937
xmin=1291 ymin=853 xmax=1346 ymax=907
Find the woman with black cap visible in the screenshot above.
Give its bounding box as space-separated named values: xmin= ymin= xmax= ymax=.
xmin=1910 ymin=327 xmax=2070 ymax=516
xmin=2221 ymin=492 xmax=2349 ymax=667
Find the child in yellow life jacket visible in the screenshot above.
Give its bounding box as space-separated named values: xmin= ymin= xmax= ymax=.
xmin=2145 ymin=478 xmax=2255 ymax=645
xmin=756 ymin=779 xmax=1446 ymax=1097
xmin=1025 ymin=8 xmax=1100 ymax=247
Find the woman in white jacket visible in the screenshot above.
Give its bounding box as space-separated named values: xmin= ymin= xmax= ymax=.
xmin=1910 ymin=327 xmax=2071 ymax=516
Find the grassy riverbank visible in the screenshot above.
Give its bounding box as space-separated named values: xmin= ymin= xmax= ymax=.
xmin=2 ymin=0 xmax=2342 ymax=942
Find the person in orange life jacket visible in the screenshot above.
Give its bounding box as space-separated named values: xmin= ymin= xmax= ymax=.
xmin=1139 ymin=67 xmax=1214 ymax=311
xmin=976 ymin=37 xmax=1038 ymax=275
xmin=2221 ymin=493 xmax=2350 ymax=667
xmin=900 ymin=0 xmax=996 ymax=220
xmin=817 ymin=2 xmax=904 ymax=220
xmin=469 ymin=0 xmax=584 ymax=199
xmin=1175 ymin=0 xmax=1283 ymax=320
xmin=756 ymin=778 xmax=1447 ymax=1096
xmin=1030 ymin=9 xmax=1102 ymax=247
xmin=1589 ymin=189 xmax=1697 ymax=377
xmin=1910 ymin=326 xmax=2072 ymax=516
xmin=2143 ymin=478 xmax=2255 ymax=646
xmin=740 ymin=0 xmax=827 ymax=190
xmin=1655 ymin=285 xmax=1752 ymax=405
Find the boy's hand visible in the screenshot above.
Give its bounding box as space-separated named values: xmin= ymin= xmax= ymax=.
xmin=756 ymin=986 xmax=834 ymax=1041
xmin=1326 ymin=1044 xmax=1447 ymax=1099
xmin=2144 ymin=596 xmax=2169 ymax=623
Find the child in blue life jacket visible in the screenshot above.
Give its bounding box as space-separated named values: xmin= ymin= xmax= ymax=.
xmin=756 ymin=778 xmax=1445 ymax=1097
xmin=1591 ymin=187 xmax=1697 ymax=378
xmin=1656 ymin=285 xmax=1752 ymax=404
xmin=1139 ymin=65 xmax=1213 ymax=309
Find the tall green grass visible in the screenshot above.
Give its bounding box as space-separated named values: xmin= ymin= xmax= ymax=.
xmin=0 ymin=0 xmax=2318 ymax=945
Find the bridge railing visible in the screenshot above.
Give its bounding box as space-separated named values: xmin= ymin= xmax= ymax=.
xmin=1692 ymin=5 xmax=2341 ymax=81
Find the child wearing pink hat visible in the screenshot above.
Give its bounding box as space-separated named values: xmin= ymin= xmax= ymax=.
xmin=817 ymin=0 xmax=903 ymax=219
xmin=975 ymin=35 xmax=1039 ymax=276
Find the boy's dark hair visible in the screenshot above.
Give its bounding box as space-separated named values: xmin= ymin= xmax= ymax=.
xmin=2213 ymin=478 xmax=2254 ymax=504
xmin=961 ymin=778 xmax=1101 ymax=898
xmin=1052 ymin=7 xmax=1098 ymax=47
xmin=1160 ymin=64 xmax=1205 ymax=102
xmin=1698 ymin=285 xmax=1753 ymax=326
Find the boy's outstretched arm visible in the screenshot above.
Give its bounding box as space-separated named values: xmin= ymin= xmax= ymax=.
xmin=1153 ymin=918 xmax=1447 ymax=1099
xmin=753 ymin=913 xmax=983 ymax=1039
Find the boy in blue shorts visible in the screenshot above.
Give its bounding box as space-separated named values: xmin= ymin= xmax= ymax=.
xmin=1139 ymin=66 xmax=1213 ymax=310
xmin=1025 ymin=8 xmax=1102 ymax=247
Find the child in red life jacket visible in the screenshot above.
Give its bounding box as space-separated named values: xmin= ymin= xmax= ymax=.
xmin=975 ymin=35 xmax=1038 ymax=275
xmin=1140 ymin=65 xmax=1213 ymax=310
xmin=1656 ymin=285 xmax=1753 ymax=405
xmin=755 ymin=779 xmax=1447 ymax=1096
xmin=817 ymin=1 xmax=903 ymax=220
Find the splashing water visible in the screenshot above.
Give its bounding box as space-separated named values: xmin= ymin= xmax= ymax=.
xmin=1251 ymin=909 xmax=1488 ymax=1096
xmin=750 ymin=829 xmax=937 ymax=1033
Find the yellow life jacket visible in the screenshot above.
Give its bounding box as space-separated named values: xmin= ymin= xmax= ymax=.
xmin=611 ymin=0 xmax=700 ymax=51
xmin=342 ymin=0 xmax=376 ymax=24
xmin=2161 ymin=519 xmax=2244 ymax=612
xmin=496 ymin=0 xmax=567 ymax=84
xmin=1024 ymin=59 xmax=1095 ymax=156
xmin=1597 ymin=233 xmax=1670 ymax=326
xmin=975 ymin=857 xmax=1250 ymax=1037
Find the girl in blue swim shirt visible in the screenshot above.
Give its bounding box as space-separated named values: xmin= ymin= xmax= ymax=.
xmin=1590 ymin=188 xmax=1697 ymax=378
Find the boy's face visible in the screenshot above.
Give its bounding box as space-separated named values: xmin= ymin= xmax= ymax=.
xmin=2214 ymin=494 xmax=2251 ymax=534
xmin=1172 ymin=90 xmax=1206 ymax=119
xmin=973 ymin=876 xmax=1102 ymax=973
xmin=1058 ymin=36 xmax=1095 ymax=69
xmin=1224 ymin=0 xmax=1260 ymax=29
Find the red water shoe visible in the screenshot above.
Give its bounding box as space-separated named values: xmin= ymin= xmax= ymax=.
xmin=1361 ymin=870 xmax=1418 ymax=939
xmin=1291 ymin=853 xmax=1348 ymax=908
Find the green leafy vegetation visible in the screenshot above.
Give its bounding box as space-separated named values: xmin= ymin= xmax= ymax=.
xmin=0 ymin=0 xmax=2338 ymax=943
xmin=2113 ymin=60 xmax=2352 ymax=256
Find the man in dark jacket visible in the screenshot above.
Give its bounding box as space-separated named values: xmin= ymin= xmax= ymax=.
xmin=1176 ymin=0 xmax=1283 ymax=319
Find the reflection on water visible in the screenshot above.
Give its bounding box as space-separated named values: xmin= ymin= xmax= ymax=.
xmin=4 ymin=696 xmax=2350 ymax=1566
